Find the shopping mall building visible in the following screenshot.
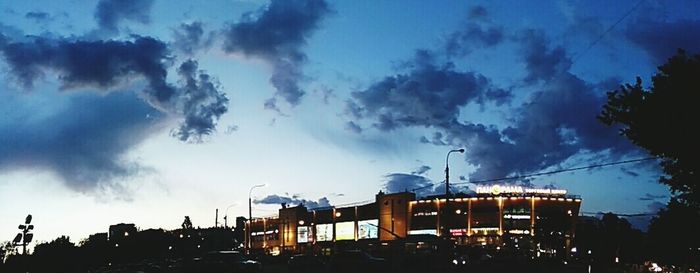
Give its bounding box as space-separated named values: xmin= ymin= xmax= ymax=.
xmin=246 ymin=184 xmax=581 ymax=256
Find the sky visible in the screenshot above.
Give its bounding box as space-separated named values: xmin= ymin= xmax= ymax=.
xmin=1 ymin=0 xmax=699 ymax=246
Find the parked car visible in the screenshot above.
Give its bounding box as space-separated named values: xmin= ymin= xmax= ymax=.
xmin=288 ymin=254 xmax=326 ymax=273
xmin=328 ymin=250 xmax=388 ymax=273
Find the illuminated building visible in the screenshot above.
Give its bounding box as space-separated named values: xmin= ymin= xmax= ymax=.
xmin=246 ymin=185 xmax=581 ymax=256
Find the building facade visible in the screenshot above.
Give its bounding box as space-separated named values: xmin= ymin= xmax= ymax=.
xmin=246 ymin=185 xmax=581 ymax=256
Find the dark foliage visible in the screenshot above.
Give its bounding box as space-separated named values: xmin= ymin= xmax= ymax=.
xmin=646 ymin=199 xmax=700 ymax=266
xmin=1 ymin=227 xmax=240 ymax=273
xmin=600 ymin=50 xmax=700 ymax=209
xmin=574 ymin=214 xmax=647 ymax=265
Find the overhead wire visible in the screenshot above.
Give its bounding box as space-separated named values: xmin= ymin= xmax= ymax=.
xmin=569 ymin=0 xmax=646 ymax=66
xmin=451 ymin=156 xmax=659 ymax=186
xmin=409 ymin=156 xmax=659 ymax=192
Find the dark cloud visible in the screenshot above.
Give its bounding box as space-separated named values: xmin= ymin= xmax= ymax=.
xmin=626 ymin=19 xmax=700 ymax=64
xmin=1 ymin=36 xmax=174 ymax=100
xmin=172 ymin=21 xmax=214 ymax=56
xmin=384 ymin=173 xmax=433 ymax=195
xmin=383 ymin=172 xmax=471 ymax=197
xmin=0 ymin=91 xmax=162 ymax=192
xmin=171 ymin=60 xmax=229 ymax=142
xmin=350 ymin=27 xmax=639 ymax=182
xmin=348 ymin=50 xmax=510 ymax=132
xmin=344 ymin=100 xmax=363 ymax=119
xmin=419 ymin=132 xmax=448 ymax=146
xmin=445 ymin=24 xmax=503 ymax=57
xmin=447 ymin=32 xmax=639 ymax=180
xmin=263 ymin=97 xmax=288 ymax=116
xmin=0 ymin=36 xmax=228 ymax=143
xmin=516 ymin=29 xmax=572 ymax=83
xmin=474 ymin=74 xmax=635 ymax=178
xmin=95 ymin=0 xmax=154 ymax=34
xmin=254 ymin=194 xmax=331 ymax=209
xmin=448 ymin=72 xmax=636 ymax=180
xmin=25 ymin=11 xmax=51 ymax=23
xmin=639 ymin=193 xmax=667 ymax=201
xmin=445 ymin=7 xmax=503 ymax=57
xmin=411 ymin=165 xmax=431 ymax=175
xmin=221 ymin=0 xmax=331 ymax=110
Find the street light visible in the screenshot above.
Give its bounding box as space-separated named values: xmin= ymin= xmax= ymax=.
xmin=14 ymin=214 xmax=34 ymax=255
xmin=247 ymin=184 xmax=266 ymax=254
xmin=444 ymin=148 xmax=464 ymax=238
xmin=224 ymin=204 xmax=237 ymax=229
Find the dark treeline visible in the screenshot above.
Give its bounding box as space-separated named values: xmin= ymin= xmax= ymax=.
xmin=574 ymin=210 xmax=699 ymax=270
xmin=0 ymin=226 xmax=243 ymax=273
xmin=1 ymin=210 xmax=698 ymax=273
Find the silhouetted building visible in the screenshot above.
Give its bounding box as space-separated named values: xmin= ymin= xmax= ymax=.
xmin=109 ymin=223 xmax=137 ymax=242
xmin=246 ymin=185 xmax=582 ymax=256
xmin=233 ymin=216 xmax=247 ymax=245
xmin=86 ymin=232 xmax=108 ymax=244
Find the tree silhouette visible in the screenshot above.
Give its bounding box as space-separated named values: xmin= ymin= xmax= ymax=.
xmin=600 ymin=49 xmax=700 ymax=209
xmin=182 ymin=216 xmax=193 ymax=229
xmin=32 ymin=236 xmax=78 ymax=273
xmin=647 ymin=199 xmax=700 ymax=266
xmin=0 ymin=241 xmax=11 ymax=265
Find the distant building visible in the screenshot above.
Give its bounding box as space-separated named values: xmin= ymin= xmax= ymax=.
xmin=87 ymin=232 xmax=108 ymax=243
xmin=246 ymin=184 xmax=582 ymax=256
xmin=109 ymin=223 xmax=137 ymax=242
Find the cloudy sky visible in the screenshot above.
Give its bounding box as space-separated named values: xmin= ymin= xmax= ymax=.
xmin=1 ymin=0 xmax=698 ymax=244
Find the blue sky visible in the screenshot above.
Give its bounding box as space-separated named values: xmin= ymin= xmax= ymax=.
xmin=1 ymin=0 xmax=698 ymax=245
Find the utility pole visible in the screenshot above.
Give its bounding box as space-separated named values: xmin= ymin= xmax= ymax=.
xmin=215 ymin=209 xmax=219 ymax=228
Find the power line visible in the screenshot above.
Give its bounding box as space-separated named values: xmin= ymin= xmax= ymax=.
xmin=452 ymin=156 xmax=659 ymax=186
xmin=570 ymin=0 xmax=646 ymax=66
xmin=409 ymin=156 xmax=659 ymax=192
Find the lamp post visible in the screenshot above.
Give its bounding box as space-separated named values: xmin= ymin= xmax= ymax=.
xmin=14 ymin=214 xmax=33 ymax=255
xmin=443 ymin=148 xmax=464 ymax=238
xmin=224 ymin=204 xmax=236 ymax=229
xmin=247 ymin=184 xmax=266 ymax=254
